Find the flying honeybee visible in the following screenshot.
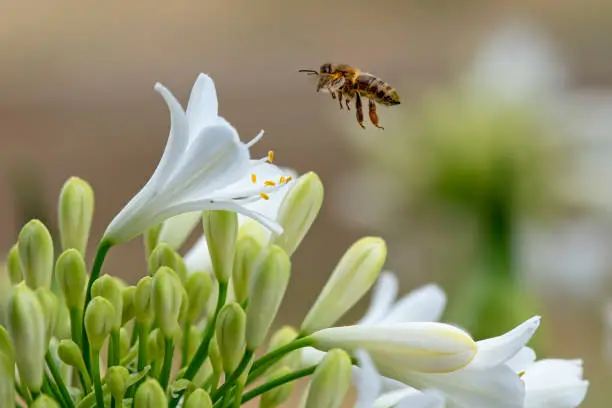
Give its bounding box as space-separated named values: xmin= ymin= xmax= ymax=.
xmin=299 ymin=63 xmax=400 ymax=129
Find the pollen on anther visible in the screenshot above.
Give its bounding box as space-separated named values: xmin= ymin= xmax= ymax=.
xmin=286 ymin=176 xmax=293 ymax=183
xmin=264 ymin=180 xmax=276 ymax=186
xmin=251 ymin=174 xmax=257 ymax=183
xmin=268 ymin=150 xmax=275 ymax=163
xmin=260 ymin=193 xmax=270 ymax=200
xmin=279 ymin=176 xmax=286 ymax=184
xmin=518 ymin=371 xmax=525 ymax=378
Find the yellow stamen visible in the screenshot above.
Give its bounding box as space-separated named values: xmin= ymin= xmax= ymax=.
xmin=260 ymin=193 xmax=270 ymax=200
xmin=279 ymin=176 xmax=286 ymax=184
xmin=251 ymin=174 xmax=257 ymax=183
xmin=286 ymin=176 xmax=293 ymax=183
xmin=268 ymin=150 xmax=275 ymax=163
xmin=264 ymin=180 xmax=276 ymax=186
xmin=518 ymin=371 xmax=525 ymax=378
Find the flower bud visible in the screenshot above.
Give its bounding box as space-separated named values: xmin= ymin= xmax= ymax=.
xmin=272 ymin=172 xmax=323 ymax=257
xmin=147 ymin=329 xmax=164 ymax=361
xmin=54 ymin=302 xmax=71 ymax=340
xmin=0 ymin=326 xmax=14 ymax=362
xmin=238 ymin=219 xmax=268 ymax=244
xmin=216 ymin=302 xmax=246 ymax=373
xmin=0 ymin=352 xmax=14 ymax=408
xmin=301 ymin=237 xmax=386 ymax=334
xmin=173 ymin=254 xmax=188 ymax=283
xmin=184 ymin=326 xmax=201 ymax=362
xmin=122 ymin=286 xmax=137 ymax=325
xmin=208 ymin=336 xmax=223 ymax=375
xmin=57 ymin=339 xmax=87 ymax=374
xmin=246 ymin=246 xmax=291 ymax=349
xmin=106 ymin=365 xmax=130 ymax=403
xmin=18 ymin=220 xmax=53 ymax=289
xmin=304 ymin=349 xmax=351 ymax=408
xmin=232 ymin=236 xmax=263 ymax=304
xmin=7 ymin=244 xmax=23 ymax=284
xmin=84 ymin=296 xmax=115 ymax=351
xmin=268 ymin=326 xmax=300 ymax=370
xmin=36 ymin=288 xmax=59 ymax=343
xmin=134 ymin=276 xmax=154 ymax=324
xmin=92 ymin=275 xmax=123 ymax=330
xmin=134 ymin=378 xmax=167 ymax=408
xmin=148 ymin=243 xmax=176 ymax=276
xmin=58 ymin=177 xmax=94 ymax=255
xmin=119 ymin=327 xmax=130 ymax=359
xmin=152 ymin=267 xmax=183 ymax=337
xmin=7 ymin=283 xmax=46 ymax=392
xmin=260 ymin=366 xmax=294 ymax=408
xmin=143 ymin=224 xmax=162 ymax=261
xmin=158 ymin=212 xmax=202 ymax=251
xmin=31 ymin=395 xmax=60 ymax=408
xmin=55 ymin=249 xmax=87 ymax=310
xmin=194 ymin=357 xmax=213 ymax=387
xmin=183 ymin=388 xmax=212 ymax=408
xmin=202 ymin=210 xmax=238 ymax=283
xmin=184 ymin=272 xmax=212 ymax=322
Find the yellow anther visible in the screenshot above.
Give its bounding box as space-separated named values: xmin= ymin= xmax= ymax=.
xmin=268 ymin=150 xmax=275 ymax=163
xmin=518 ymin=371 xmax=525 ymax=378
xmin=260 ymin=193 xmax=270 ymax=200
xmin=279 ymin=176 xmax=286 ymax=184
xmin=264 ymin=180 xmax=276 ymax=186
xmin=251 ymin=174 xmax=257 ymax=183
xmin=286 ymin=176 xmax=293 ymax=183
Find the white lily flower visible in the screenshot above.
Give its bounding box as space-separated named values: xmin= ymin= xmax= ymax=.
xmin=103 ymin=73 xmax=290 ymax=245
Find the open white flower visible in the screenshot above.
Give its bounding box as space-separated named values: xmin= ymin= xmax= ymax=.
xmin=103 ymin=73 xmax=291 ymax=245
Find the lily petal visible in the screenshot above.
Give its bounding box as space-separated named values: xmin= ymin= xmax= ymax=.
xmin=157 ymin=211 xmax=202 ymax=250
xmin=380 ymin=284 xmax=446 ymax=324
xmin=358 ymin=272 xmax=398 ymax=326
xmin=523 ymin=359 xmax=588 ymax=408
xmin=354 ymin=350 xmax=382 ymax=408
xmin=185 ymin=74 xmax=219 ymax=137
xmin=505 ymin=347 xmax=536 ymax=373
xmin=183 ymin=235 xmax=211 ymax=274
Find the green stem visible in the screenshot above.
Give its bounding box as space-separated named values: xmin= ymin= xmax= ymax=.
xmin=46 ymin=352 xmax=75 ymax=408
xmin=109 ymin=329 xmax=120 ymax=368
xmin=119 ymin=343 xmax=139 ymax=366
xmin=232 ymin=380 xmax=245 ymax=408
xmin=169 ymin=282 xmax=227 ymax=408
xmin=212 ymin=351 xmax=253 ymax=403
xmin=69 ymin=307 xmax=82 ymax=348
xmin=14 ymin=381 xmax=31 ymax=405
xmin=130 ymin=321 xmax=140 ymax=346
xmin=29 ymin=391 xmax=40 ymax=402
xmin=246 ymin=336 xmax=313 ymax=385
xmin=158 ymin=336 xmax=175 ymax=390
xmin=90 ymin=349 xmax=104 ymax=408
xmin=180 ymin=319 xmax=191 ymax=367
xmin=42 ymin=373 xmax=63 ymax=405
xmin=241 ymin=365 xmax=317 ymax=404
xmin=127 ymin=322 xmax=150 ymax=398
xmin=81 ymin=240 xmax=113 ymax=373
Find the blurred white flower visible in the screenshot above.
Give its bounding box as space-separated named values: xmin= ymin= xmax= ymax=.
xmin=104 ymin=73 xmax=290 ymax=245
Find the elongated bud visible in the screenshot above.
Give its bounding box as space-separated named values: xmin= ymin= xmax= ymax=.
xmin=305 ymin=349 xmax=351 ymax=408
xmin=232 ymin=236 xmax=263 ymax=304
xmin=92 ymin=276 xmax=123 ymax=330
xmin=209 ymin=336 xmax=223 ymax=375
xmin=301 ymin=237 xmax=386 ymax=334
xmin=246 ymin=246 xmax=291 ymax=349
xmin=0 ymin=352 xmax=15 ymax=408
xmin=31 ymin=395 xmax=60 ymax=408
xmin=84 ymin=296 xmax=115 ymax=351
xmin=36 ymin=288 xmax=59 ymax=343
xmin=216 ymin=302 xmax=246 ymax=373
xmin=173 ymin=254 xmax=188 ymax=283
xmin=134 ymin=276 xmax=153 ymax=324
xmin=143 ymin=224 xmax=162 ymax=261
xmin=260 ymin=366 xmax=294 ymax=408
xmin=134 ymin=378 xmax=167 ymax=408
xmin=183 ymin=388 xmax=212 ymax=408
xmin=152 ymin=267 xmax=183 ymax=337
xmin=202 ymin=210 xmax=238 ymax=283
xmin=18 ymin=220 xmax=53 ymax=289
xmin=147 ymin=329 xmax=164 ymax=361
xmin=58 ymin=177 xmax=94 ymax=255
xmin=119 ymin=327 xmax=130 ymax=359
xmin=148 ymin=243 xmax=176 ymax=276
xmin=54 ymin=302 xmax=71 ymax=340
xmin=122 ymin=286 xmax=137 ymax=325
xmin=185 ymin=326 xmax=201 ymax=362
xmin=238 ymin=219 xmax=268 ymax=245
xmin=0 ymin=326 xmax=14 ymax=362
xmin=57 ymin=339 xmax=87 ymax=373
xmin=268 ymin=326 xmax=300 ymax=370
xmin=7 ymin=244 xmax=23 ymax=284
xmin=107 ymin=365 xmax=130 ymax=403
xmin=272 ymin=172 xmax=323 ymax=256
xmin=185 ymin=272 xmax=212 ymax=322
xmin=55 ymin=249 xmax=87 ymax=310
xmin=7 ymin=283 xmax=46 ymax=392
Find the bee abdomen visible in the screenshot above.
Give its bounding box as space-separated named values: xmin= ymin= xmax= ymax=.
xmin=356 ymin=75 xmax=400 ymax=106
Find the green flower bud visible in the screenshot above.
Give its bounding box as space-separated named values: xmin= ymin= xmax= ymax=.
xmin=260 ymin=366 xmax=294 ymax=408
xmin=0 ymin=352 xmax=14 ymax=408
xmin=134 ymin=378 xmax=167 ymax=408
xmin=147 ymin=329 xmax=164 ymax=361
xmin=185 ymin=326 xmax=200 ymax=362
xmin=173 ymin=253 xmax=188 ymax=283
xmin=246 ymin=246 xmax=291 ymax=349
xmin=18 ymin=220 xmax=53 ymax=289
xmin=35 ymin=288 xmax=59 ymax=343
xmin=304 ymin=349 xmax=351 ymax=408
xmin=134 ymin=276 xmax=153 ymax=324
xmin=7 ymin=283 xmax=46 ymax=392
xmin=193 ymin=358 xmax=213 ymax=388
xmin=92 ymin=276 xmax=123 ymax=330
xmin=57 ymin=339 xmax=87 ymax=373
xmin=268 ymin=326 xmax=300 ymax=370
xmin=232 ymin=236 xmax=263 ymax=304
xmin=58 ymin=177 xmax=94 ymax=255
xmin=301 ymin=237 xmax=386 ymax=334
xmin=143 ymin=224 xmax=163 ymax=261
xmin=237 ymin=219 xmax=267 ymax=245
xmin=119 ymin=327 xmax=130 ymax=359
xmin=55 ymin=249 xmax=87 ymax=310
xmin=183 ymin=388 xmax=212 ymax=408
xmin=84 ymin=296 xmax=115 ymax=351
xmin=148 ymin=243 xmax=176 ymax=276
xmin=216 ymin=302 xmax=246 ymax=373
xmin=7 ymin=244 xmax=23 ymax=284
xmin=184 ymin=272 xmax=212 ymax=322
xmin=54 ymin=302 xmax=71 ymax=340
xmin=202 ymin=210 xmax=238 ymax=283
xmin=0 ymin=326 xmax=14 ymax=362
xmin=122 ymin=286 xmax=137 ymax=326
xmin=31 ymin=395 xmax=60 ymax=408
xmin=208 ymin=336 xmax=223 ymax=376
xmin=106 ymin=365 xmax=130 ymax=403
xmin=272 ymin=172 xmax=324 ymax=257
xmin=152 ymin=267 xmax=183 ymax=337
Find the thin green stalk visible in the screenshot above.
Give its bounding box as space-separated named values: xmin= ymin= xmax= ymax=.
xmin=211 ymin=351 xmax=253 ymax=403
xmin=246 ymin=336 xmax=313 ymax=385
xmin=69 ymin=308 xmax=82 ymax=348
xmin=126 ymin=321 xmax=150 ymax=399
xmin=158 ymin=336 xmax=175 ymax=390
xmin=81 ymin=240 xmax=113 ymax=373
xmin=46 ymin=352 xmax=75 ymax=408
xmin=232 ymin=380 xmax=245 ymax=408
xmin=180 ymin=319 xmax=191 ymax=367
xmin=241 ymin=365 xmax=317 ymax=404
xmin=90 ymin=349 xmax=104 ymax=408
xmin=120 ymin=343 xmax=139 ymax=366
xmin=14 ymin=381 xmax=31 ymax=405
xmin=77 ymin=368 xmax=92 ymax=395
xmin=109 ymin=329 xmax=120 ymax=368
xmin=29 ymin=391 xmax=40 ymax=402
xmin=130 ymin=321 xmax=139 ymax=346
xmin=42 ymin=373 xmax=63 ymax=404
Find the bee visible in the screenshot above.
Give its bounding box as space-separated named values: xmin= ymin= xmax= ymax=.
xmin=299 ymin=63 xmax=400 ymax=129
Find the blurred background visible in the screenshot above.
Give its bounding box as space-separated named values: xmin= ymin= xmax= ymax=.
xmin=1 ymin=0 xmax=611 ymax=406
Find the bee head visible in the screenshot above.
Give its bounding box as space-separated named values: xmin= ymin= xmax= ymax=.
xmin=320 ymin=63 xmax=333 ymax=74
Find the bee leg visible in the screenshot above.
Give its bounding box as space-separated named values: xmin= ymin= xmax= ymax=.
xmin=345 ymin=98 xmax=351 ymax=111
xmin=336 ymin=91 xmax=344 ymax=109
xmin=330 ymin=91 xmax=336 ymax=100
xmin=355 ymin=93 xmax=366 ymax=129
xmin=368 ymin=99 xmax=384 ymax=130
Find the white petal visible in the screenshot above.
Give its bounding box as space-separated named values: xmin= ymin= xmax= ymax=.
xmin=183 ymin=235 xmax=212 ymax=274
xmin=523 ymin=358 xmax=588 ymax=407
xmin=354 ymin=350 xmax=382 ymax=408
xmin=300 ymin=347 xmax=326 ymax=367
xmin=158 ymin=211 xmax=202 ymax=250
xmin=357 ymin=271 xmax=398 ymax=326
xmin=395 ymin=390 xmax=446 ymax=408
xmin=468 ymin=316 xmax=541 ymax=370
xmin=185 ymin=74 xmax=219 ymax=138
xmin=505 ymin=347 xmax=536 ymax=373
xmin=380 ymin=284 xmax=446 ymax=324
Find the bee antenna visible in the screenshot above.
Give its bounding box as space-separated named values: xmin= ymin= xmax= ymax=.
xmin=298 ymin=69 xmax=319 ymax=76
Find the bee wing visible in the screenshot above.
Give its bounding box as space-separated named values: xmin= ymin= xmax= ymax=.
xmin=328 ymin=76 xmax=346 ymax=91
